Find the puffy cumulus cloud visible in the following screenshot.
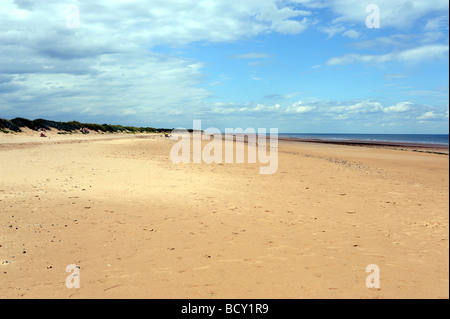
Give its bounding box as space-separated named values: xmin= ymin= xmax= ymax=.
xmin=303 ymin=0 xmax=448 ymax=69
xmin=383 ymin=102 xmax=413 ymax=113
xmin=206 ymin=99 xmax=438 ymax=120
xmin=0 ymin=0 xmax=316 ymax=124
xmin=329 ymin=101 xmax=384 ymax=114
xmin=296 ymin=0 xmax=449 ymax=29
xmin=1 ymin=0 xmax=313 ymax=53
xmin=285 ymin=102 xmax=316 ymax=114
xmin=1 ymin=51 xmax=211 ymax=121
xmin=0 ymin=0 xmax=314 ymax=122
xmin=170 ymin=98 xmax=448 ymax=131
xmin=210 ymin=101 xmax=317 ymax=117
xmin=256 ymin=2 xmax=310 ymax=34
xmin=1 ymin=0 xmax=448 ymax=131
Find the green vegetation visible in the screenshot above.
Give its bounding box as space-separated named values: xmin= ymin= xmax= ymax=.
xmin=0 ymin=117 xmax=172 ymax=134
xmin=0 ymin=118 xmax=22 ymax=132
xmin=123 ymin=126 xmax=165 ymax=133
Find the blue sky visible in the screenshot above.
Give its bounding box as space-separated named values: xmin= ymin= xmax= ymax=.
xmin=0 ymin=0 xmax=448 ymax=133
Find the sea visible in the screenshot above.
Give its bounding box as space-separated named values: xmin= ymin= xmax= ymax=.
xmin=278 ymin=134 xmax=449 ymax=147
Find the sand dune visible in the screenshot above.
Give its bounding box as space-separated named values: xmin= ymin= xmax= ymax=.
xmin=0 ymin=132 xmax=448 ymax=298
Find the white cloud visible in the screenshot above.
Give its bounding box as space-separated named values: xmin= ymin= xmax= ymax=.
xmin=334 ymin=114 xmax=349 ymax=120
xmin=208 ymin=99 xmax=432 ymax=119
xmin=299 ymin=0 xmax=449 ymax=29
xmin=326 ymin=44 xmax=449 ymax=65
xmin=384 ymin=102 xmax=413 ymax=113
xmin=319 ymin=25 xmax=346 ymax=38
xmin=417 ymin=111 xmax=439 ymax=120
xmin=330 ymin=101 xmax=384 ymax=114
xmin=342 ymin=29 xmax=360 ymax=39
xmin=256 ymin=3 xmax=310 ymax=34
xmin=1 ymin=0 xmax=448 ymax=132
xmin=424 ymin=15 xmax=449 ymax=31
xmin=285 ymin=102 xmax=316 ymax=114
xmin=180 ymin=98 xmax=449 ymax=133
xmin=0 ymin=0 xmax=315 ymax=122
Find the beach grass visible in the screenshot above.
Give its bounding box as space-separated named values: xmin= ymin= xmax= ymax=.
xmin=0 ymin=117 xmax=172 ymax=134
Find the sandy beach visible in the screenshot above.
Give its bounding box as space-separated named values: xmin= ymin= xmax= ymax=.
xmin=0 ymin=130 xmax=448 ymax=299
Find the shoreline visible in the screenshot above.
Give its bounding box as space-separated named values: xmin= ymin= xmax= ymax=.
xmin=277 ymin=137 xmax=449 ymax=154
xmin=218 ymin=133 xmax=449 ymax=155
xmin=2 ymin=130 xmax=449 ymax=155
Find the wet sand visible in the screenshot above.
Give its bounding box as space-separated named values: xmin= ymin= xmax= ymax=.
xmin=278 ymin=137 xmax=449 ymax=155
xmin=0 ymin=130 xmax=448 ymax=299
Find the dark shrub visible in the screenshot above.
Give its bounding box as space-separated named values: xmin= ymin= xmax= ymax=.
xmin=0 ymin=118 xmax=22 ymax=132
xmin=11 ymin=117 xmax=36 ymax=130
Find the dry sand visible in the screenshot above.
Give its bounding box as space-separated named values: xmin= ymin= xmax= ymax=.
xmin=0 ymin=129 xmax=448 ymax=299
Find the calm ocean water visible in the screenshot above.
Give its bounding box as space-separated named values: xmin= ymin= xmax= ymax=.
xmin=278 ymin=134 xmax=449 ymax=146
